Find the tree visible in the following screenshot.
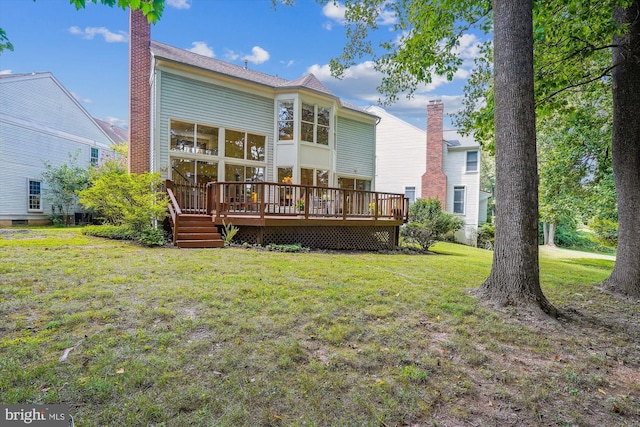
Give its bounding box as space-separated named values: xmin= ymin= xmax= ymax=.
xmin=456 ymin=0 xmax=640 ymax=297
xmin=603 ymin=1 xmax=640 ymax=297
xmin=474 ymin=0 xmax=556 ymax=315
xmin=0 ymin=0 xmax=163 ymax=54
xmin=321 ymin=0 xmax=554 ymax=314
xmin=41 ymin=152 xmax=90 ymax=226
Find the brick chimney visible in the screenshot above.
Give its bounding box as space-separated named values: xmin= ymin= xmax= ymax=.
xmin=128 ymin=8 xmax=151 ymax=174
xmin=421 ymin=100 xmax=447 ymax=207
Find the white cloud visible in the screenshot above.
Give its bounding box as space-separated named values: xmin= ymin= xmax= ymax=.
xmin=454 ymin=33 xmax=482 ymax=61
xmin=308 ymin=60 xmax=470 ymax=126
xmin=69 ymin=26 xmax=127 ymax=43
xmin=71 ymin=92 xmax=92 ymax=104
xmin=322 ymin=2 xmax=347 ymax=24
xmin=187 ymin=41 xmax=214 ymax=58
xmin=322 ymin=1 xmax=396 ymax=29
xmin=280 ymin=59 xmax=295 ymax=67
xmin=224 ymin=49 xmax=240 ymax=61
xmin=0 ymin=69 xmax=11 ymax=75
xmin=166 ymin=0 xmax=191 ymax=9
xmin=243 ymin=46 xmax=270 ymax=64
xmin=104 ymin=116 xmax=128 ymax=129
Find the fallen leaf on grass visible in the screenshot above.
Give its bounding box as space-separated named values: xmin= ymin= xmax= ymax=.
xmin=59 ymin=347 xmax=75 ymax=362
xmin=598 ymin=389 xmax=607 ymax=396
xmin=116 ymin=368 xmax=125 ymax=374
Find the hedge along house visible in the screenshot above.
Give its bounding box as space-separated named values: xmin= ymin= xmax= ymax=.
xmin=369 ymin=101 xmax=489 ymax=246
xmin=128 ymin=10 xmax=407 ymax=250
xmin=0 ymin=72 xmax=119 ymax=226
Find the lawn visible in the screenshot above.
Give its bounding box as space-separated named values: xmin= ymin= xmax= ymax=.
xmin=1 ymin=228 xmax=638 ymax=426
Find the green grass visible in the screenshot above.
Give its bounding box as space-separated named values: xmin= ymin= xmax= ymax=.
xmin=1 ymin=228 xmax=638 ymax=426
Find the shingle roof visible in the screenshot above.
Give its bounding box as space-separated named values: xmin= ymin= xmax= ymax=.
xmin=94 ymin=118 xmax=128 ymax=144
xmin=150 ymin=40 xmax=374 ymax=117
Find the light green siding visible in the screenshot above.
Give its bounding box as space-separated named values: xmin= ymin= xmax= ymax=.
xmin=155 ymin=71 xmax=275 ymax=181
xmin=335 ymin=116 xmax=375 ymax=178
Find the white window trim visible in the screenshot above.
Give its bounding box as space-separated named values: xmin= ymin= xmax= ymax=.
xmin=465 ymin=150 xmax=479 ymax=173
xmin=453 ymin=185 xmax=466 ymax=215
xmin=27 ymin=179 xmax=43 ymax=213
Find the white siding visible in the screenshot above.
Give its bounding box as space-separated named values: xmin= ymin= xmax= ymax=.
xmin=155 ymin=71 xmax=275 ymax=181
xmin=335 ymin=115 xmax=376 ymax=181
xmin=367 ymin=106 xmax=425 ymax=195
xmin=444 ymin=148 xmax=481 ymax=245
xmin=0 ymin=73 xmax=115 ymax=222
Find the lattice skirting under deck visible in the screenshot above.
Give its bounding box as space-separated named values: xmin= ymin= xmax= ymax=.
xmin=234 ymin=225 xmax=399 ymax=251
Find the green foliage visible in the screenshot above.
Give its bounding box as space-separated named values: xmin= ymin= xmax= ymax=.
xmin=265 ymin=243 xmax=309 ymax=253
xmin=221 ymin=221 xmax=239 ymax=246
xmin=476 ymin=223 xmax=495 ymax=250
xmin=400 ymin=198 xmax=464 ymax=251
xmin=83 ymin=224 xmax=136 ymax=240
xmin=589 ymin=217 xmax=618 ymax=247
xmin=78 ymin=168 xmax=167 ymax=235
xmin=137 ymin=225 xmax=166 ymax=247
xmin=41 ymin=152 xmax=90 ymax=226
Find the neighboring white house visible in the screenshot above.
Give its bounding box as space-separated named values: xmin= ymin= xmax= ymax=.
xmin=368 ymin=102 xmax=489 ymax=245
xmin=0 ymin=72 xmax=118 ymax=226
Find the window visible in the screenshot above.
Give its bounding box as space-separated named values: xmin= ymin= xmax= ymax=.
xmin=90 ymin=147 xmax=99 ymax=166
xmin=278 ymin=100 xmax=294 ymax=141
xmin=338 ymin=177 xmax=371 ymax=190
xmin=225 ymin=129 xmax=265 ymax=161
xmin=170 ymin=120 xmax=219 ymax=155
xmin=278 ymin=167 xmax=293 ymax=184
xmin=301 ymin=103 xmax=330 ymax=145
xmin=171 ymin=158 xmax=218 ymax=186
xmin=225 ymin=164 xmax=264 ymax=182
xmin=301 ymin=168 xmax=329 ymax=187
xmin=405 ymin=186 xmax=416 ymax=205
xmin=28 ymin=180 xmax=42 ymax=211
xmin=453 ymin=186 xmax=465 ymax=214
xmin=466 ymin=151 xmax=478 ymax=172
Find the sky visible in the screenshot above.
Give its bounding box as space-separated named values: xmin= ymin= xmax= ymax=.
xmin=0 ymin=0 xmax=484 ymax=131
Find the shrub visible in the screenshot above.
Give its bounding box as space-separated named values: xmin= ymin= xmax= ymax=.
xmin=137 ymin=226 xmax=166 ymax=247
xmin=78 ymin=169 xmax=167 ymax=235
xmin=400 ymin=198 xmax=464 ymax=251
xmin=265 ymin=243 xmax=309 ymax=253
xmin=589 ymin=217 xmax=618 ymax=247
xmin=476 ymin=223 xmax=495 ymax=250
xmin=83 ymin=225 xmax=135 ymax=240
xmin=221 ymin=221 xmax=239 ymax=246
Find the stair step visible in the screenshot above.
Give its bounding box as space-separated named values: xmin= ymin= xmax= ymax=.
xmin=178 ymin=226 xmax=219 ymax=233
xmin=177 ymin=232 xmax=222 ymax=240
xmin=176 ymin=239 xmax=225 ymax=249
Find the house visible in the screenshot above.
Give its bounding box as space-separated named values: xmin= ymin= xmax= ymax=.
xmin=367 ymin=101 xmax=489 ymax=246
xmin=0 ymin=72 xmax=119 ymax=226
xmin=128 ymin=10 xmax=407 ymax=250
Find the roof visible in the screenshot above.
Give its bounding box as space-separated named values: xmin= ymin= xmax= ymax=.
xmin=150 ymin=40 xmax=374 ymax=117
xmin=443 ymin=129 xmax=478 ymax=149
xmin=94 ymin=118 xmax=128 ymax=144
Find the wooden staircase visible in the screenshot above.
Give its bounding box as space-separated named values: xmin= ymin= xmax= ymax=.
xmin=173 ymin=214 xmax=224 ymax=248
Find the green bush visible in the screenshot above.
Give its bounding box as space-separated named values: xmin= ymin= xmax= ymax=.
xmin=476 ymin=223 xmax=495 ymax=250
xmin=589 ymin=217 xmax=618 ymax=247
xmin=137 ymin=226 xmax=166 ymax=247
xmin=78 ymin=169 xmax=167 ymax=235
xmin=265 ymin=243 xmax=309 ymax=253
xmin=400 ymin=198 xmax=464 ymax=251
xmin=83 ymin=225 xmax=135 ymax=240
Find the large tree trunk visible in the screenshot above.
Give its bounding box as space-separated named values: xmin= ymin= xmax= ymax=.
xmin=603 ymin=1 xmax=640 ymax=298
xmin=476 ymin=0 xmax=556 ymax=316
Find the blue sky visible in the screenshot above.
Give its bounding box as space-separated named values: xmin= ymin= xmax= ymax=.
xmin=0 ymin=0 xmax=482 ymax=130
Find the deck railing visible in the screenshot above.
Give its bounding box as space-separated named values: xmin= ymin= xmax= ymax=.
xmin=165 ymin=180 xmax=408 ymax=222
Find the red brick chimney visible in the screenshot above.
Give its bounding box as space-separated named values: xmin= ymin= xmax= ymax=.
xmin=128 ymin=8 xmax=151 ymax=174
xmin=421 ymin=100 xmax=447 ymax=207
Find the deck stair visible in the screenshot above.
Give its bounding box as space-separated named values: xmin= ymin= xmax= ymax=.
xmin=173 ymin=214 xmax=224 ymax=248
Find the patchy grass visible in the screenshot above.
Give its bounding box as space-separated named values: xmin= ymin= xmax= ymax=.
xmin=1 ymin=228 xmax=638 ymax=426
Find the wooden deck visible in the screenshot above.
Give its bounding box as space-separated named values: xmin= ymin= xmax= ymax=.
xmin=166 ymin=180 xmax=408 ymax=250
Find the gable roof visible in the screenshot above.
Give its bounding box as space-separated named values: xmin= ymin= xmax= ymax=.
xmin=94 ymin=118 xmax=128 ymax=144
xmin=150 ymin=40 xmax=374 ymax=117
